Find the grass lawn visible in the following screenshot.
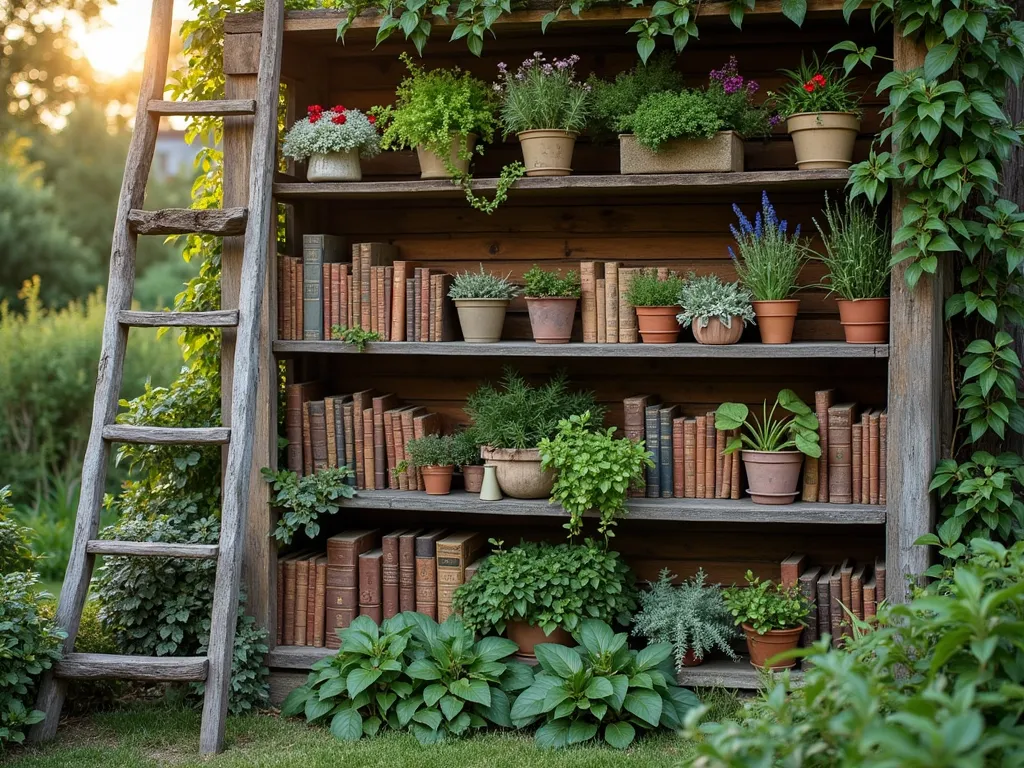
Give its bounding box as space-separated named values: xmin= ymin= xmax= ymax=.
xmin=3 ymin=690 xmax=738 ymax=767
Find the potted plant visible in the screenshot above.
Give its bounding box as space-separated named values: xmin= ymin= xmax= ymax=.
xmin=723 ymin=570 xmax=811 ymax=669
xmin=730 ymin=192 xmax=807 ymax=344
xmin=538 ymin=411 xmax=652 ymax=538
xmin=811 ymin=195 xmax=891 ymax=344
xmin=447 ymin=266 xmax=519 ymax=343
xmin=405 ymin=433 xmax=462 ymax=495
xmin=283 ymin=105 xmax=381 ymax=182
xmin=522 ymin=265 xmax=581 ymax=344
xmin=588 ymin=53 xmax=684 ymax=142
xmin=632 ymin=568 xmax=739 ymax=668
xmin=496 ymin=52 xmax=591 ymax=177
xmin=778 ymin=55 xmax=862 ymax=170
xmin=451 ymin=429 xmax=485 ymax=493
xmin=617 ymin=57 xmax=776 ymax=174
xmin=714 ymin=389 xmax=821 ymax=505
xmin=465 ymin=368 xmax=603 ymax=499
xmin=677 ymin=272 xmax=756 ymax=345
xmin=625 ymin=269 xmax=684 ymax=344
xmin=452 ymin=538 xmax=637 ymax=657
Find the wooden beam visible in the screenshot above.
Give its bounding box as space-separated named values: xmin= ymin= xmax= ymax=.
xmin=56 ymin=653 xmax=208 ymax=682
xmin=101 ymin=425 xmax=231 ymax=445
xmin=118 ymin=310 xmax=239 ymax=328
xmin=147 ymin=99 xmax=256 ymax=116
xmin=128 ymin=207 xmax=248 ymax=235
xmin=86 ymin=540 xmax=220 ymax=559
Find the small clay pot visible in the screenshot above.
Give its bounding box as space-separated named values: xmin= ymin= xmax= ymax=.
xmin=479 ymin=446 xmax=555 ymax=499
xmin=416 ymin=133 xmax=477 ymax=180
xmin=837 ymin=298 xmax=890 ymax=344
xmin=742 ymin=623 xmax=803 ymax=669
xmin=785 ymin=112 xmax=860 ymax=170
xmin=525 ymin=297 xmax=578 ymax=344
xmin=692 ymin=316 xmax=744 ymax=345
xmin=635 ymin=306 xmax=681 ymax=344
xmin=752 ymin=300 xmax=799 ymax=344
xmin=517 ymin=130 xmax=578 ymax=177
xmin=462 ymin=464 xmax=485 ymax=494
xmin=680 ymin=648 xmax=704 ymax=667
xmin=741 ymin=450 xmax=804 ymax=505
xmin=420 ymin=465 xmax=454 ymax=495
xmin=506 ymin=620 xmax=573 ymax=657
xmin=454 ymin=298 xmax=509 ymax=343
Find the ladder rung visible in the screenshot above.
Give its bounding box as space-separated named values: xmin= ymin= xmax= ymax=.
xmin=102 ymin=425 xmax=231 ymax=445
xmin=148 ymin=99 xmax=256 ymax=116
xmin=118 ymin=310 xmax=239 ymax=328
xmin=86 ymin=540 xmax=220 ymax=560
xmin=55 ymin=653 xmax=208 ymax=682
xmin=128 ymin=207 xmax=248 ymax=236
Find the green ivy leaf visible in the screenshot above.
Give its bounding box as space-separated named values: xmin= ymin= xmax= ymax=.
xmin=924 ymin=44 xmax=959 ymax=81
xmin=781 ymin=0 xmax=806 ymax=26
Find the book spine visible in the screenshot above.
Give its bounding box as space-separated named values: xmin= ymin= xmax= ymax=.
xmin=828 ymin=405 xmax=854 ymax=504
xmin=295 ymin=558 xmax=309 ymax=646
xmin=391 ymin=263 xmax=407 ymax=342
xmin=275 ymin=559 xmax=284 ymax=645
xmin=840 ymin=562 xmax=853 ymax=638
xmin=350 ymin=243 xmax=361 ymax=329
xmin=829 ymin=568 xmax=843 ymax=647
xmin=861 ymin=412 xmax=870 ymax=505
xmin=695 ymin=416 xmax=706 ymax=499
xmin=399 ymin=535 xmax=417 ymax=612
xmin=415 ymin=555 xmax=437 ymax=619
xmin=864 ymin=578 xmax=877 ymax=620
xmin=852 ymin=423 xmax=862 ymax=504
xmin=358 ymin=550 xmax=383 ymax=623
xmin=360 ymin=248 xmax=373 ymax=330
xmin=799 ymin=570 xmax=819 ymax=646
xmin=302 ymin=401 xmax=313 ymax=477
xmin=672 ymin=417 xmax=685 ymax=498
xmin=580 ymin=262 xmax=598 ymax=343
xmin=816 ymin=570 xmax=832 ymax=640
xmin=816 ymin=390 xmax=833 ymax=502
xmin=333 ymin=399 xmax=346 ymax=470
xmin=332 ymin=264 xmax=343 ymax=332
xmin=618 ymin=268 xmax=638 ymax=343
xmin=413 ymin=269 xmax=422 ymax=341
xmin=325 ymin=399 xmax=338 ymax=469
xmin=659 ymin=409 xmax=674 ymax=498
xmin=721 ymin=439 xmax=732 ymax=500
xmin=875 ymin=557 xmax=886 ymax=603
xmin=400 ymin=410 xmax=417 ymax=490
xmin=314 ymin=560 xmax=326 ymax=647
xmin=420 ymin=268 xmax=431 ymax=344
xmin=369 ymin=266 xmax=378 ymax=334
xmin=852 ymin=568 xmax=864 ymax=621
xmin=405 ymin=279 xmax=415 ymax=342
xmin=384 ymin=266 xmax=393 ymax=341
xmin=376 ymin=267 xmax=385 ymax=336
xmin=352 ymin=395 xmax=366 ymax=488
xmin=596 ymin=278 xmax=607 ymax=344
xmin=623 ymin=395 xmax=648 ymax=497
xmin=343 ymin=402 xmax=356 ymax=486
xmin=394 ymin=413 xmax=408 ymax=491
xmin=309 ymin=401 xmax=328 ymax=473
xmin=682 ymin=419 xmax=696 ymax=498
xmin=322 ymin=264 xmax=332 ymax=340
xmin=730 ymin=429 xmax=741 ymax=500
xmin=346 ymin=270 xmax=354 ymax=329
xmin=285 ymin=385 xmax=303 ymax=474
xmin=715 ymin=428 xmax=726 ymax=499
xmin=605 ymin=262 xmax=619 ymax=344
xmin=879 ymin=411 xmax=888 ymax=505
xmin=277 ymin=256 xmax=287 ymax=340
xmin=363 ymin=408 xmax=375 ymax=490
xmin=384 ymin=411 xmax=397 ymax=490
xmin=704 ymin=413 xmax=715 ymax=499
xmin=645 ymin=405 xmax=660 ymax=498
xmin=374 ymin=408 xmax=387 ymax=491
xmin=303 ymin=244 xmax=324 ymax=340
xmin=869 ymin=411 xmax=880 ymax=505
xmin=430 ymin=274 xmax=442 ymax=342
xmin=436 ymin=542 xmax=466 ymax=623
xmin=283 ymin=559 xmax=297 ymax=646
xmin=382 ymin=534 xmax=401 ymax=619
xmin=305 ymin=557 xmax=316 ymax=646
xmin=294 ymin=257 xmax=303 ymax=340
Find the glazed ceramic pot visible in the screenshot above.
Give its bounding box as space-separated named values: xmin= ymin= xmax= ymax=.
xmin=479 ymin=447 xmax=555 ymax=499
xmin=785 ymin=112 xmax=860 ymax=170
xmin=752 ymin=300 xmax=799 ymax=344
xmin=525 ymin=297 xmax=578 ymax=344
xmin=420 ymin=465 xmax=454 ymax=495
xmin=692 ymin=316 xmax=744 ymax=345
xmin=741 ymin=450 xmax=804 ymax=505
xmin=416 ymin=133 xmax=477 ymax=179
xmin=635 ymin=306 xmax=681 ymax=344
xmin=306 ymin=149 xmax=362 ymax=182
xmin=454 ymin=298 xmax=510 ymax=343
xmin=836 ymin=298 xmax=889 ymax=344
xmin=517 ymin=130 xmax=578 ymax=177
xmin=742 ymin=623 xmax=803 ymax=669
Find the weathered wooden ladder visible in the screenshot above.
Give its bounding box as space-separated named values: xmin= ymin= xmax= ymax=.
xmin=30 ymin=0 xmax=283 ymax=755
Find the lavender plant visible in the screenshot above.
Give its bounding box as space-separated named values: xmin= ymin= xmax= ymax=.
xmin=730 ymin=192 xmax=807 ymax=301
xmin=497 ymin=52 xmax=591 ymax=135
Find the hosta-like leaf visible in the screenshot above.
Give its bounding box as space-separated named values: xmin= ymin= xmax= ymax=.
xmin=535 ymin=718 xmax=571 ymax=748
xmin=478 ymin=687 xmax=513 ymax=727
xmin=567 ymin=720 xmax=599 ymax=745
xmin=423 ymin=683 xmax=447 ymax=707
xmin=346 ymin=667 xmax=381 ymax=698
xmin=624 ymin=689 xmax=663 ymax=727
xmin=329 ymin=708 xmax=363 ymax=741
xmin=396 ymin=695 xmax=422 ymax=727
xmin=449 ymin=677 xmax=493 ymax=706
xmin=475 ymin=636 xmax=518 ymax=662
xmin=535 ymin=643 xmax=584 ymax=678
xmin=281 ymin=686 xmax=310 ymax=717
xmin=406 ymin=659 xmax=442 ymax=680
xmin=585 ymin=676 xmax=614 ymax=700
xmin=439 ymin=694 xmax=465 ymax=721
xmin=510 ymin=683 xmax=550 ymax=722
xmin=413 ymin=707 xmax=443 ymax=731
xmin=604 ymin=721 xmax=636 ymax=749
xmin=305 ymin=696 xmax=333 ymax=722
xmin=635 ymin=642 xmax=672 ymax=671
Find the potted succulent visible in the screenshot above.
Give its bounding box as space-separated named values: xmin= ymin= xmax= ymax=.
xmin=452 ymin=538 xmax=637 ymax=657
xmin=522 ymin=265 xmax=581 ymax=344
xmin=811 ymin=195 xmax=891 ymax=344
xmin=617 ymin=57 xmax=776 ymax=174
xmin=723 ymin=570 xmax=811 ymax=669
xmin=715 ymin=389 xmax=821 ymax=504
xmin=465 ymin=368 xmax=603 ymax=499
xmin=632 ymin=568 xmax=739 ymax=668
xmin=730 ymin=192 xmax=807 ymax=344
xmin=538 ymin=411 xmax=653 ymax=538
xmin=405 ymin=433 xmax=463 ymax=495
xmin=625 ymin=269 xmax=684 ymax=344
xmin=283 ymin=104 xmax=381 ymax=182
xmin=452 ymin=429 xmax=485 ymax=493
xmin=677 ymin=272 xmax=756 ymax=345
xmin=447 ymin=266 xmax=519 ymax=343
xmin=496 ymin=52 xmax=591 ymax=177
xmin=778 ymin=55 xmax=862 ymax=170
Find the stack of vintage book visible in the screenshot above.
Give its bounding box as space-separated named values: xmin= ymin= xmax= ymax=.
xmin=284 ymin=382 xmax=446 ymax=490
xmin=277 ymin=235 xmax=455 ymax=342
xmin=580 ymin=263 xmax=679 ymax=344
xmin=623 ymin=392 xmax=888 ymax=506
xmin=276 ymin=529 xmax=488 ymax=648
xmin=780 ymin=553 xmax=885 ymax=648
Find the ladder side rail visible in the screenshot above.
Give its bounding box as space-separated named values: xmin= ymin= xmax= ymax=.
xmin=198 ymin=0 xmax=284 ymax=755
xmin=30 ymin=0 xmax=177 ymax=742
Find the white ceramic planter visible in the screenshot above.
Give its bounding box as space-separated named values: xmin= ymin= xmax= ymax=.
xmin=306 ymin=149 xmax=362 ymax=182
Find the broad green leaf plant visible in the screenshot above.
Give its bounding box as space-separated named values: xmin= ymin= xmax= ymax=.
xmin=714 ymin=389 xmax=821 ymax=457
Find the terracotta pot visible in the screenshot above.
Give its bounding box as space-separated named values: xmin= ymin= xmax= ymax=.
xmin=635 ymin=306 xmax=681 ymax=344
xmin=785 ymin=112 xmax=860 ymax=170
xmin=742 ymin=623 xmax=803 ymax=670
xmin=420 ymin=465 xmax=454 ymax=495
xmin=525 ymin=297 xmax=578 ymax=344
xmin=837 ymin=298 xmax=890 ymax=344
xmin=692 ymin=316 xmax=744 ymax=345
xmin=752 ymin=300 xmax=799 ymax=344
xmin=306 ymin=150 xmax=362 ymax=182
xmin=454 ymin=298 xmax=509 ymax=343
xmin=741 ymin=450 xmax=804 ymax=505
xmin=681 ymin=648 xmax=704 ymax=667
xmin=479 ymin=446 xmax=555 ymax=499
xmin=416 ymin=133 xmax=477 ymax=180
xmin=462 ymin=464 xmax=485 ymax=494
xmin=619 ymin=131 xmax=744 ymax=174
xmin=517 ymin=130 xmax=578 ymax=177
xmin=506 ymin=621 xmax=572 ymax=657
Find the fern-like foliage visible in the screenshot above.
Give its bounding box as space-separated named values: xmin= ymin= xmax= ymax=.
xmin=632 ymin=568 xmax=739 ymax=669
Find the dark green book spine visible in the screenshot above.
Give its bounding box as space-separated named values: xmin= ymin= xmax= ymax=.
xmin=659 ymin=406 xmax=678 ymax=498
xmin=645 ymin=404 xmax=661 ymax=498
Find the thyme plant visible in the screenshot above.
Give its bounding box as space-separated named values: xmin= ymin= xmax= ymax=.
xmin=624 ymin=269 xmax=684 ymax=307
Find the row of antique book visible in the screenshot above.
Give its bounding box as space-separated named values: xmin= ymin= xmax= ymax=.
xmin=276 ymin=528 xmax=485 ymax=648
xmin=626 ymin=392 xmax=888 ymax=506
xmin=278 ymin=236 xmax=455 ymax=342
xmin=284 ymin=382 xmax=444 ymax=490
xmin=781 ymin=553 xmax=886 ymax=646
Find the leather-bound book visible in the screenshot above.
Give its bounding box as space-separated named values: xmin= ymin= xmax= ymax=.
xmin=617 ymin=268 xmax=638 ymax=343
xmin=350 ymin=243 xmax=362 ymax=332
xmin=350 ymin=390 xmax=375 ymax=489
xmin=851 ymin=563 xmax=866 ymax=621
xmin=816 ymin=566 xmax=833 ymax=640
xmin=302 ymin=401 xmax=313 ymax=476
xmin=683 ymin=418 xmax=697 ymax=498
xmin=852 ymin=423 xmax=862 ymax=504
xmin=730 ymin=429 xmax=741 ymax=500
xmin=414 ymin=528 xmax=448 ymax=618
xmin=436 ymin=532 xmax=485 ymax=622
xmin=305 ymin=554 xmax=317 ymax=645
xmin=672 ymin=417 xmax=686 ymax=498
xmin=644 ymin=403 xmax=662 ymax=498
xmin=405 ymin=278 xmax=415 ymax=341
xmin=359 ymin=243 xmax=398 ymax=331
xmin=860 ymin=412 xmax=870 ymax=503
xmin=413 ymin=268 xmax=423 ymax=341
xmin=580 ymin=262 xmax=604 ymax=343
xmin=295 ymin=555 xmax=310 ymax=646
xmin=275 ymin=556 xmax=284 ymax=645
xmin=282 ymin=553 xmax=298 ymax=646
xmin=399 ymin=529 xmax=423 ymax=612
xmin=302 ymin=234 xmax=345 ymax=341
xmin=828 ymin=403 xmax=857 ymax=504
xmin=720 ymin=438 xmax=732 ymax=500
xmin=400 ymin=407 xmax=426 ymax=490
xmin=695 ymin=415 xmax=706 ymax=499
xmin=815 ymin=389 xmax=835 ymax=502
xmin=604 ymin=262 xmax=619 ymax=344
xmin=659 ymin=405 xmax=679 ymax=498
xmin=277 ymin=255 xmax=288 ymax=340
xmin=391 ymin=261 xmax=418 ymax=341
xmin=596 ymin=278 xmax=607 ymax=344
xmin=324 ymin=607 xmax=349 ymax=649
xmin=383 ymin=265 xmax=393 ymax=341
xmin=345 ymin=269 xmax=354 ymax=328
xmin=294 ymin=257 xmax=303 ymax=340
xmin=863 ymin=575 xmax=877 ymax=620
xmin=383 ymin=409 xmax=399 ymax=490
xmin=322 ymin=264 xmax=332 ymax=340
xmin=780 ymin=553 xmax=806 ymax=588
xmin=358 ymin=548 xmax=384 ymax=624
xmin=869 ymin=410 xmax=880 ymax=505
xmin=369 ymin=265 xmax=379 ymax=334
xmin=839 ymin=559 xmax=853 ymax=639
xmin=372 ymin=394 xmax=399 ymax=490
xmin=392 ymin=407 xmax=410 ymax=490
xmin=309 ymin=400 xmax=329 ymax=473
xmin=334 ymin=264 xmax=347 ymax=333
xmin=313 ymin=556 xmax=327 ymax=647
xmin=714 ymin=427 xmax=726 ymax=499
xmin=342 ymin=399 xmax=356 ymax=485
xmin=362 ymin=408 xmax=375 ymax=491
xmin=381 ymin=530 xmax=405 ymax=620
xmin=874 ymin=557 xmax=886 ymax=604
xmin=829 ymin=565 xmax=844 ymax=646
xmin=704 ymin=412 xmax=715 ymax=499
xmin=799 ymin=565 xmax=821 ymax=646
xmin=285 ymin=381 xmax=321 ymax=475
xmin=623 ymin=395 xmax=652 ymax=497
xmin=879 ymin=410 xmax=888 ymax=504
xmin=326 ymin=530 xmax=379 ymax=633
xmin=325 ymin=398 xmax=338 ymax=469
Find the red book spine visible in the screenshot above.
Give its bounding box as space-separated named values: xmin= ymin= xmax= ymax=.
xmin=672 ymin=417 xmax=685 ymax=498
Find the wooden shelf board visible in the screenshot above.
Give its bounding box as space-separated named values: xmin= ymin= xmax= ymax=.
xmin=269 ymin=646 xmax=333 ymax=670
xmin=272 ymin=170 xmax=850 ymax=201
xmin=336 ymin=490 xmax=885 ymax=525
xmin=274 ymin=340 xmax=888 ymax=359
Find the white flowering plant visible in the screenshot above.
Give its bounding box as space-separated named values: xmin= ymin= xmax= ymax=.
xmin=282 ymin=105 xmax=382 ymax=161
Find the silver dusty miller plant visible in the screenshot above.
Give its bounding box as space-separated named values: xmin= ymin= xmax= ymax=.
xmin=447 ymin=266 xmax=520 ymax=301
xmin=676 ymin=272 xmax=756 ymax=330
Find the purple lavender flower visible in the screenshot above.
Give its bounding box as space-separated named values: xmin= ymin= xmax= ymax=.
xmin=794 ymin=223 xmax=801 ymax=239
xmin=753 ymin=212 xmax=763 ymax=240
xmin=731 ymin=203 xmax=754 ymax=236
xmin=728 ymin=246 xmax=738 ymax=261
xmin=497 ymin=61 xmax=507 ymax=73
xmin=778 ymin=219 xmax=788 ymax=235
xmin=761 ymin=191 xmax=778 ymax=230
xmin=555 ymin=59 xmax=570 ymax=70
xmin=541 ymin=63 xmax=554 ymax=75
xmin=768 ymin=113 xmax=782 ymax=127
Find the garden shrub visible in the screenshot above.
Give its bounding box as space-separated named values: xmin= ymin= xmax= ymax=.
xmin=0 ymin=485 xmax=37 ymax=575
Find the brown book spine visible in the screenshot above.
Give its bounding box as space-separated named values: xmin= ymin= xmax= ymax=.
xmin=283 ymin=558 xmax=297 ymax=646
xmin=405 ymin=278 xmax=415 ymax=342
xmin=285 ymin=384 xmax=303 ymax=474
xmin=420 ymin=268 xmax=431 ymax=344
xmin=309 ymin=400 xmax=328 ymax=473
xmin=362 ymin=408 xmax=375 ymax=490
xmin=399 ymin=408 xmax=419 ymax=490
xmin=720 ymin=444 xmax=732 ymax=500
xmin=351 ymin=392 xmax=368 ymax=488
xmin=377 ymin=267 xmax=386 ymax=336
xmin=618 ymin=267 xmax=638 ymax=343
xmin=863 ymin=576 xmax=877 ymax=620
xmin=358 ymin=548 xmax=383 ymax=621
xmin=275 ymin=558 xmax=284 ymax=645
xmin=343 ymin=401 xmax=356 ymax=481
xmin=314 ymin=558 xmax=327 ymax=647
xmin=829 ymin=566 xmax=843 ymax=647
xmin=604 ymin=262 xmax=619 ymax=344
xmin=384 ymin=266 xmax=394 ymax=341
xmin=414 ymin=529 xmax=446 ymax=619
xmin=391 ymin=262 xmax=409 ymax=341
xmin=394 ymin=410 xmax=409 ymax=491
xmin=695 ymin=415 xmax=706 ymax=499
xmin=345 ymin=270 xmax=354 ymax=329
xmin=373 ymin=395 xmax=397 ymax=490
xmin=323 ymin=263 xmax=332 ymax=340
xmin=875 ymin=557 xmax=886 ymax=604
xmin=802 ymin=456 xmax=819 ymax=502
xmin=816 ymin=389 xmax=835 ymax=502
xmin=715 ymin=428 xmax=726 ymax=499
xmin=828 ymin=404 xmax=855 ymax=504
xmin=302 ymin=401 xmax=314 ymax=476
xmin=305 ymin=556 xmax=316 ymax=645
xmin=672 ymin=417 xmax=685 ymax=498
xmin=399 ymin=530 xmax=420 ymax=612
xmin=596 ymin=278 xmax=607 ymax=344
xmin=293 ymin=257 xmax=303 ymax=341
xmin=623 ymin=394 xmax=650 ymax=497
xmin=295 ymin=558 xmax=309 ymax=646
xmin=580 ymin=262 xmax=602 ymax=343
xmin=413 ymin=268 xmax=423 ymax=341
xmin=704 ymin=413 xmax=715 ymax=499
xmin=430 ymin=273 xmax=442 ymax=342
xmin=369 ymin=265 xmax=379 ymax=334
xmin=851 ymin=564 xmax=865 ymax=621
xmin=325 ymin=398 xmax=338 ymax=469
xmin=350 ymin=243 xmax=362 ymax=329
xmin=816 ymin=567 xmax=833 ymax=639
xmin=869 ymin=411 xmax=880 ymax=505
xmin=436 ymin=534 xmax=481 ymax=623
xmin=852 ymin=423 xmax=863 ymax=504
xmin=879 ymin=411 xmax=888 ymax=505
xmin=780 ymin=553 xmax=807 ymax=588
xmin=861 ymin=412 xmax=870 ymax=504
xmin=382 ymin=532 xmax=401 ymax=620
xmin=331 ymin=263 xmax=343 ymax=331
xmin=839 ymin=560 xmax=853 ymax=639
xmin=384 ymin=410 xmax=397 ymax=490
xmin=799 ymin=565 xmax=821 ymax=646
xmin=730 ymin=429 xmax=741 ymax=500
xmin=277 ymin=256 xmax=287 ymax=340
xmin=360 ymin=247 xmax=373 ymax=330
xmin=683 ymin=418 xmax=696 ymax=498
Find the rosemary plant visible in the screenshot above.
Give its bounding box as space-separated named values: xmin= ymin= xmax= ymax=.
xmin=811 ymin=194 xmax=891 ymax=300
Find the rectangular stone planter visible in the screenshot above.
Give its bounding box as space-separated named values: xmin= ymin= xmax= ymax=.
xmin=619 ymin=131 xmax=744 ymax=174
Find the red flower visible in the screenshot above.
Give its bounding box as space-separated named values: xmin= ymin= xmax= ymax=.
xmin=332 ymin=104 xmax=346 ymax=113
xmin=803 ymin=82 xmax=815 ymax=92
xmin=332 ymin=113 xmax=347 ymax=125
xmin=813 ymin=73 xmax=826 ymax=86
xmin=367 ymin=114 xmax=376 ymax=125
xmin=307 ymin=104 xmax=323 ymax=115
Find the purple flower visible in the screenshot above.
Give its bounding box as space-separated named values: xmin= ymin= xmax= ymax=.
xmin=794 ymin=223 xmax=802 ymax=239
xmin=728 ymin=246 xmax=738 ymax=261
xmin=542 ymin=63 xmax=554 ymax=74
xmin=746 ymin=80 xmax=759 ymax=94
xmin=731 ymin=202 xmax=754 ymax=236
xmin=497 ymin=61 xmax=507 ymax=72
xmin=768 ymin=113 xmax=782 ymax=127
xmin=534 ymin=51 xmax=543 ymax=58
xmin=754 ymin=211 xmax=763 ymax=240
xmin=723 ymin=75 xmax=744 ymax=95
